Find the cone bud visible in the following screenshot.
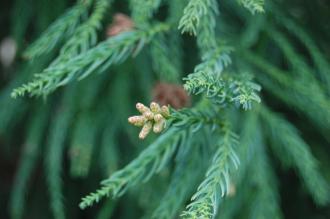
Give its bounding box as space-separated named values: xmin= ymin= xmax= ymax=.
xmin=136 ymin=103 xmax=149 ymax=114
xmin=150 ymin=102 xmax=161 ymax=113
xmin=128 ymin=116 xmax=146 ymax=126
xmin=153 ymin=119 xmax=165 ymax=133
xmin=139 ymin=121 xmax=153 ymax=139
xmin=160 ymin=105 xmax=170 ymax=118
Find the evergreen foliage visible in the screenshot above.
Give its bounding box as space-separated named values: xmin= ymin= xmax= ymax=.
xmin=23 ymin=0 xmax=93 ymax=59
xmin=1 ymin=0 xmax=330 ymax=219
xmin=181 ymin=126 xmax=240 ymax=219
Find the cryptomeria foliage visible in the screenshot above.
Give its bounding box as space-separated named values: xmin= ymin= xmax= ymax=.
xmin=1 ymin=0 xmax=330 ymax=219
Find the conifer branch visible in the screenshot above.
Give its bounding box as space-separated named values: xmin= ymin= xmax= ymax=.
xmin=24 ymin=0 xmax=93 ymax=59
xmin=80 ymin=104 xmax=226 ymax=209
xmin=198 ymin=45 xmax=233 ymax=76
xmin=56 ymin=0 xmax=112 ymax=62
xmin=170 ymin=105 xmax=221 ymax=130
xmin=79 ymin=128 xmax=184 ymax=209
xmin=237 ymin=0 xmax=264 ymax=14
xmin=195 ymin=1 xmax=218 ymax=53
xmin=181 ymin=126 xmax=240 ymax=219
xmin=184 ymin=72 xmax=261 ymax=110
xmin=179 ymin=0 xmax=219 ymax=55
xmin=260 ymin=107 xmax=330 ymax=205
xmin=179 ymin=0 xmax=218 ymax=36
xmin=151 ymin=139 xmax=205 ymax=219
xmin=11 ymin=23 xmax=170 ymax=98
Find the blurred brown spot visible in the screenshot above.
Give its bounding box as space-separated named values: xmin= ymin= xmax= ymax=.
xmin=152 ymin=82 xmax=190 ymax=109
xmin=106 ymin=13 xmax=134 ymax=37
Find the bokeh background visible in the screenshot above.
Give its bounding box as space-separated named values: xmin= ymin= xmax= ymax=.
xmin=1 ymin=0 xmax=330 ymax=219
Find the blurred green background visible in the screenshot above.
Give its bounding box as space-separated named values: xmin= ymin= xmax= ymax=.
xmin=1 ymin=0 xmax=330 ymax=219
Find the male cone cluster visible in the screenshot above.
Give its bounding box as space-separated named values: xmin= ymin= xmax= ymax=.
xmin=128 ymin=102 xmax=170 ymax=139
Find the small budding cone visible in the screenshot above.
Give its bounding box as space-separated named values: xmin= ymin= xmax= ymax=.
xmin=128 ymin=116 xmax=146 ymax=126
xmin=143 ymin=111 xmax=154 ymax=120
xmin=136 ymin=103 xmax=149 ymax=114
xmin=153 ymin=119 xmax=165 ymax=133
xmin=139 ymin=121 xmax=153 ymax=139
xmin=150 ymin=102 xmax=161 ymax=113
xmin=129 ymin=102 xmax=171 ymax=139
xmin=154 ymin=114 xmax=164 ymax=123
xmin=160 ymin=105 xmax=170 ymax=118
